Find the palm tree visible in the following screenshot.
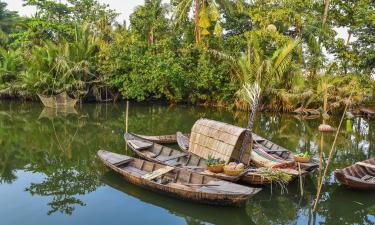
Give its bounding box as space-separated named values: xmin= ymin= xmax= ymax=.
xmin=174 ymin=0 xmax=225 ymax=44
xmin=0 ymin=1 xmax=18 ymax=44
xmin=131 ymin=0 xmax=169 ymax=47
xmin=234 ymin=38 xmax=301 ymax=110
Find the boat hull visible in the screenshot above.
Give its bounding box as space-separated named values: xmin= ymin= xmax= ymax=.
xmin=334 ymin=157 xmax=375 ymax=190
xmin=98 ymin=150 xmax=261 ymax=206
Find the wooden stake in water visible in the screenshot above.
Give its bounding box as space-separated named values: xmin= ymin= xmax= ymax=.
xmin=312 ymin=94 xmax=352 ymax=212
xmin=125 ymin=100 xmax=129 ymax=152
xmin=298 ymin=162 xmax=304 ymax=197
xmin=125 ymin=100 xmax=129 ymax=133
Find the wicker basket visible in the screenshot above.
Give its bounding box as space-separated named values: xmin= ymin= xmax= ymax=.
xmin=207 ymin=164 xmax=225 ymax=173
xmin=223 ymin=167 xmax=244 ymax=176
xmin=294 ymin=155 xmax=310 ymax=163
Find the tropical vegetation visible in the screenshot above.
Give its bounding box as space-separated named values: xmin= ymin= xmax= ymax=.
xmin=0 ymin=0 xmax=374 ymax=113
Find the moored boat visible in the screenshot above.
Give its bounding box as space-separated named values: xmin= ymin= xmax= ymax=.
xmin=97 ymin=150 xmax=261 ymax=206
xmin=334 ymin=157 xmax=375 ymax=190
xmin=125 ymin=133 xmax=296 ymax=185
xmin=175 ymin=131 xmax=318 ymax=172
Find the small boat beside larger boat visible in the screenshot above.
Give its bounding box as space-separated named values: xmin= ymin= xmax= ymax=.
xmin=175 ymin=131 xmax=318 ymax=172
xmin=334 ymin=157 xmax=375 ymax=190
xmin=97 ymin=150 xmax=261 ymax=206
xmin=125 ymin=133 xmax=303 ymax=185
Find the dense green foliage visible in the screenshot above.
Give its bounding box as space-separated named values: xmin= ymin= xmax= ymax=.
xmin=0 ymin=0 xmax=374 ymax=112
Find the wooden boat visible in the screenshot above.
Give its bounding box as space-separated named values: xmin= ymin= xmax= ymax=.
xmin=97 ymin=150 xmax=261 ymax=206
xmin=134 ymin=133 xmax=190 ymax=144
xmin=176 ymin=132 xmax=318 ymax=172
xmin=251 ymin=134 xmax=319 ymax=172
xmin=359 ymin=107 xmax=375 ymax=117
xmin=125 ymin=133 xmax=301 ymax=185
xmin=101 ymin=172 xmax=254 ymax=224
xmin=334 ymin=157 xmax=375 ymax=190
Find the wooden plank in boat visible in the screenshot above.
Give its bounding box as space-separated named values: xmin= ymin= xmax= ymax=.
xmin=143 ymin=151 xmax=157 ymax=158
xmin=182 ymin=183 xmax=220 ymax=187
xmin=198 ymin=181 xmax=250 ymax=194
xmin=128 ymin=140 xmax=153 ymax=150
xmin=142 ymin=166 xmax=174 ymax=180
xmin=101 ymin=151 xmax=133 ymax=165
xmin=356 ymin=162 xmax=375 ymax=169
xmin=160 ymin=153 xmax=188 ymax=162
xmin=184 ymin=165 xmax=206 ymax=169
xmin=114 ymin=158 xmax=133 ymax=166
xmin=198 ymin=180 xmax=252 ymax=194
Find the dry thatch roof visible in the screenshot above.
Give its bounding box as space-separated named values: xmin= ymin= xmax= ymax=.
xmin=188 ymin=118 xmax=251 ymax=163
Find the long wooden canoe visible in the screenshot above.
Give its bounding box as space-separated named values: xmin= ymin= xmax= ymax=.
xmin=134 ymin=133 xmax=190 ymax=144
xmin=97 ymin=150 xmax=261 ymax=206
xmin=125 ymin=133 xmax=304 ymax=185
xmin=176 ymin=132 xmax=318 ymax=172
xmin=334 ymin=157 xmax=375 ymax=190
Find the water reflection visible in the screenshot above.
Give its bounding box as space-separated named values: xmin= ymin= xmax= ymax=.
xmin=102 ymin=172 xmax=255 ymax=225
xmin=0 ymin=101 xmax=374 ymax=224
xmin=38 ymin=107 xmax=78 ymax=120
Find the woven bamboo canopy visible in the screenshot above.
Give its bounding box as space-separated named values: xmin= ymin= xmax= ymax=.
xmin=188 ymin=118 xmax=252 ymax=164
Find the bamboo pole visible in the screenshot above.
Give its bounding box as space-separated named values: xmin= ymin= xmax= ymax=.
xmin=312 ymin=94 xmax=352 ymax=212
xmin=125 ymin=100 xmax=129 ymax=152
xmin=298 ymin=162 xmax=304 ymax=197
xmin=125 ymin=100 xmax=129 ymax=133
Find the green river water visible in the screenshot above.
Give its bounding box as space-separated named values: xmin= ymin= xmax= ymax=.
xmin=0 ymin=101 xmax=374 ymax=225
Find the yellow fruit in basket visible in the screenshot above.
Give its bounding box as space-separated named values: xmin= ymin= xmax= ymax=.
xmin=235 ymin=163 xmax=244 ymax=170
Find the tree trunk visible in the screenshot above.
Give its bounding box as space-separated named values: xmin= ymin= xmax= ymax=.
xmin=322 ymin=0 xmax=330 ymax=28
xmin=238 ymin=94 xmax=259 ymax=162
xmin=346 ymin=31 xmax=352 ymax=46
xmin=194 ymin=0 xmax=201 ymax=45
xmin=149 ymin=27 xmax=154 ymax=47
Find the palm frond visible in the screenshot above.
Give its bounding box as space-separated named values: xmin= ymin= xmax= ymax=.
xmin=174 ymin=0 xmax=193 ymax=28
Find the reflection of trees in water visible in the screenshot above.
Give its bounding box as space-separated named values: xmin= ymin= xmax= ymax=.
xmin=0 ymin=103 xmax=106 ymax=215
xmin=25 ymin=168 xmax=100 ymax=215
xmin=0 ymin=102 xmax=374 ymax=221
xmin=315 ymin=185 xmax=375 ymax=225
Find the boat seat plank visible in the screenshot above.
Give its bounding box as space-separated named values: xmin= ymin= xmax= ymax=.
xmin=142 ymin=166 xmax=174 ymax=180
xmin=143 ymin=151 xmax=157 ymax=158
xmin=114 ymin=158 xmax=134 ymax=167
xmin=101 ymin=152 xmax=133 ymax=165
xmin=127 ymin=140 xmax=153 ymax=150
xmin=356 ymin=162 xmax=375 ymax=170
xmin=159 ymin=153 xmax=188 ymax=162
xmin=169 ymin=161 xmax=183 ymax=167
xmin=123 ymin=167 xmax=148 ymax=176
xmin=198 ymin=180 xmax=253 ymax=194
